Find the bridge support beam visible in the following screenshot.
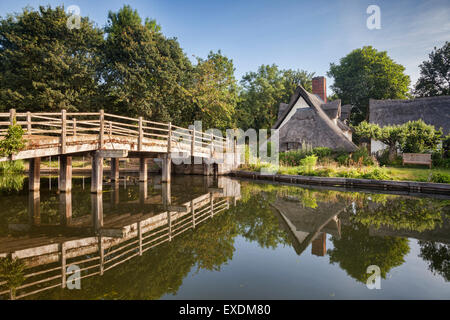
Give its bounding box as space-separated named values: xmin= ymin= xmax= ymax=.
xmin=110 ymin=158 xmax=120 ymax=181
xmin=91 ymin=152 xmax=103 ymax=193
xmin=29 ymin=157 xmax=41 ymax=191
xmin=161 ymin=154 xmax=171 ymax=183
xmin=59 ymin=192 xmax=72 ymax=226
xmin=139 ymin=157 xmax=148 ymax=182
xmin=59 ymin=155 xmax=72 ymax=192
xmin=91 ymin=193 xmax=103 ymax=233
xmin=28 ymin=190 xmax=40 ymax=226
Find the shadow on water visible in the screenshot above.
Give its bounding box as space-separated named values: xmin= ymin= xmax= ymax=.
xmin=0 ymin=174 xmax=449 ymax=299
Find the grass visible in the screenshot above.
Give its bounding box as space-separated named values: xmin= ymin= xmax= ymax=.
xmin=241 ymin=162 xmax=450 ymax=183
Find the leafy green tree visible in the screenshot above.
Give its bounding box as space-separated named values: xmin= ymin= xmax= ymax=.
xmin=237 ymin=65 xmax=314 ymax=130
xmin=414 ymin=42 xmax=450 ymax=97
xmin=0 ymin=122 xmax=26 ymax=157
xmin=328 ymin=224 xmax=410 ymax=283
xmin=0 ymin=6 xmax=104 ymax=113
xmin=400 ymin=120 xmax=442 ymax=153
xmin=328 ymin=46 xmax=410 ymax=125
xmin=186 ymin=51 xmax=238 ymax=130
xmin=101 ymin=5 xmax=192 ymax=124
xmin=353 ymin=121 xmax=404 ymax=161
xmin=419 ymin=241 xmax=450 ymax=282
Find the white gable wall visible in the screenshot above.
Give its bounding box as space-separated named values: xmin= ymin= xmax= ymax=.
xmin=278 ymin=96 xmax=309 ymax=129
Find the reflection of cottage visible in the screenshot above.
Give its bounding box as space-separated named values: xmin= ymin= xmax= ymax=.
xmin=369 ymin=96 xmax=450 ymax=154
xmin=272 ymin=196 xmax=343 ymax=256
xmin=273 ymin=76 xmax=356 ymax=152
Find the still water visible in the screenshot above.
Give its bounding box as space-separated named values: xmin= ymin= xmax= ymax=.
xmin=0 ymin=174 xmax=449 ymax=299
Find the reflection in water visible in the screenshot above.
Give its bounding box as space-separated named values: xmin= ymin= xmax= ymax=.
xmin=0 ymin=177 xmax=449 ymax=299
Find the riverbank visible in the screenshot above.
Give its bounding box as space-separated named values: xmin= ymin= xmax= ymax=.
xmin=230 ymin=170 xmax=450 ymax=195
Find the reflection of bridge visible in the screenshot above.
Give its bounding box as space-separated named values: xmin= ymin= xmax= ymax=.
xmin=272 ymin=197 xmax=343 ymax=257
xmin=0 ymin=109 xmax=239 ymax=191
xmin=0 ymin=176 xmax=241 ymax=300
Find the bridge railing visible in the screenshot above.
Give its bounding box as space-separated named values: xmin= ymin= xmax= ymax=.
xmin=0 ymin=109 xmax=228 ymax=156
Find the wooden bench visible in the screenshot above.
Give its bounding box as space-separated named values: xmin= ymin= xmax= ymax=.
xmin=402 ymin=153 xmax=432 ymax=168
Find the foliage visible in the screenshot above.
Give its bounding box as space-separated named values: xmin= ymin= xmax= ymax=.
xmin=328 ymin=46 xmax=410 ymax=125
xmin=350 ymin=147 xmax=375 ymax=166
xmin=299 ymin=155 xmax=317 ymax=172
xmin=414 ymin=41 xmax=450 ymax=97
xmin=0 ymin=257 xmax=26 ymax=297
xmin=312 ymin=147 xmax=333 ymax=158
xmin=418 ymin=241 xmax=450 ymax=282
xmin=430 ymin=172 xmax=450 ymax=183
xmin=328 ymin=224 xmax=410 ymax=283
xmin=279 ymin=150 xmax=311 ymax=166
xmin=0 ymin=123 xmax=26 ymax=157
xmin=400 ymin=120 xmax=442 ymax=153
xmin=0 ymin=160 xmax=25 ymax=173
xmin=101 ymin=5 xmax=192 ymax=125
xmin=336 ymin=153 xmax=350 ymax=166
xmin=0 ymin=6 xmax=104 ymax=113
xmin=237 ymin=64 xmax=314 ymax=130
xmin=186 ymin=51 xmax=238 ymax=130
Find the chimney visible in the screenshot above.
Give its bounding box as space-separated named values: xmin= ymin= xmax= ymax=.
xmin=312 ymin=76 xmax=327 ymax=103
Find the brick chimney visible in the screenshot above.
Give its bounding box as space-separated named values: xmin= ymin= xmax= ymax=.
xmin=312 ymin=76 xmax=327 ymax=103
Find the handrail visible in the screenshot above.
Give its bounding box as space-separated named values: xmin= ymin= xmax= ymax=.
xmin=0 ymin=109 xmax=228 ymax=157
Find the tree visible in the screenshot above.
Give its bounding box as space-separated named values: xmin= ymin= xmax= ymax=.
xmin=237 ymin=65 xmax=314 ymax=130
xmin=328 ymin=46 xmax=410 ymax=125
xmin=101 ymin=5 xmax=192 ymax=124
xmin=414 ymin=42 xmax=450 ymax=97
xmin=0 ymin=6 xmax=104 ymax=113
xmin=186 ymin=51 xmax=238 ymax=130
xmin=400 ymin=120 xmax=442 ymax=153
xmin=353 ymin=121 xmax=404 ymax=161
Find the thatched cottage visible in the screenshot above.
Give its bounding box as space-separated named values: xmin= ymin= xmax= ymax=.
xmin=369 ymin=96 xmax=450 ymax=153
xmin=273 ymin=76 xmax=357 ymax=152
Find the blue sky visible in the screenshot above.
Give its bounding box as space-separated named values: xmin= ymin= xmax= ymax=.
xmin=1 ymin=0 xmax=449 ymax=94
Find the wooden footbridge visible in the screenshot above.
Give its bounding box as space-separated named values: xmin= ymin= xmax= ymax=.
xmin=0 ymin=109 xmax=239 ymax=192
xmin=0 ymin=177 xmax=241 ymax=300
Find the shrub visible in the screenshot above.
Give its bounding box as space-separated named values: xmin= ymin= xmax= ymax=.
xmin=279 ymin=150 xmax=311 ymax=166
xmin=336 ymin=154 xmax=350 ymax=166
xmin=312 ymin=147 xmax=333 ymax=159
xmin=351 ymin=147 xmax=375 ymax=166
xmin=0 ymin=122 xmax=26 ymax=157
xmin=430 ymin=172 xmax=450 ymax=184
xmin=400 ymin=120 xmax=442 ymax=153
xmin=300 ymin=155 xmax=317 ymax=172
xmin=360 ymin=168 xmax=391 ymax=180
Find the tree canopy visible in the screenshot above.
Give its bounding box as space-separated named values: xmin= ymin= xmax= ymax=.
xmin=414 ymin=41 xmax=450 ymax=97
xmin=236 ymin=65 xmax=314 ymax=130
xmin=327 ymin=46 xmax=410 ymax=125
xmin=0 ymin=6 xmax=104 ymax=113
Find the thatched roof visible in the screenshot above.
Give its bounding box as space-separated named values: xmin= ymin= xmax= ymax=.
xmin=340 ymin=104 xmax=352 ymax=121
xmin=278 ymin=103 xmax=289 ymax=119
xmin=321 ymin=100 xmax=341 ymax=119
xmin=273 ymin=86 xmax=357 ymax=152
xmin=369 ymin=96 xmax=450 ymax=134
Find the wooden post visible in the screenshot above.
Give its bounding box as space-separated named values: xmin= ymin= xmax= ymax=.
xmin=139 ymin=157 xmax=147 ymax=182
xmin=191 ymin=200 xmax=195 ymax=229
xmin=26 ymin=112 xmax=31 ymax=136
xmin=161 ymin=154 xmax=171 ymax=183
xmin=61 ymin=242 xmax=66 ymax=288
xmin=28 ymin=190 xmax=41 ymax=226
xmin=72 ymin=118 xmax=77 ymax=137
xmin=91 ymin=193 xmax=103 ymax=232
xmin=138 ymin=116 xmax=143 ymax=151
xmin=99 ymin=110 xmax=104 ymax=149
xmin=167 ymin=122 xmax=172 ymax=153
xmin=9 ymin=108 xmax=15 ymax=125
xmin=210 ymin=192 xmax=214 ymax=217
xmin=110 ymin=158 xmax=119 ymax=181
xmin=138 ymin=221 xmax=143 ymax=256
xmin=139 ymin=181 xmax=147 ymax=209
xmin=233 ymin=137 xmax=238 ymax=168
xmin=99 ymin=236 xmax=104 ymax=276
xmin=29 ymin=157 xmax=41 ymax=191
xmin=91 ymin=152 xmax=103 ymax=193
xmin=59 ymin=155 xmax=72 ymax=192
xmin=61 ymin=109 xmax=67 ymax=154
xmin=59 ymin=192 xmax=72 ymax=226
xmin=191 ymin=127 xmax=196 ymax=157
